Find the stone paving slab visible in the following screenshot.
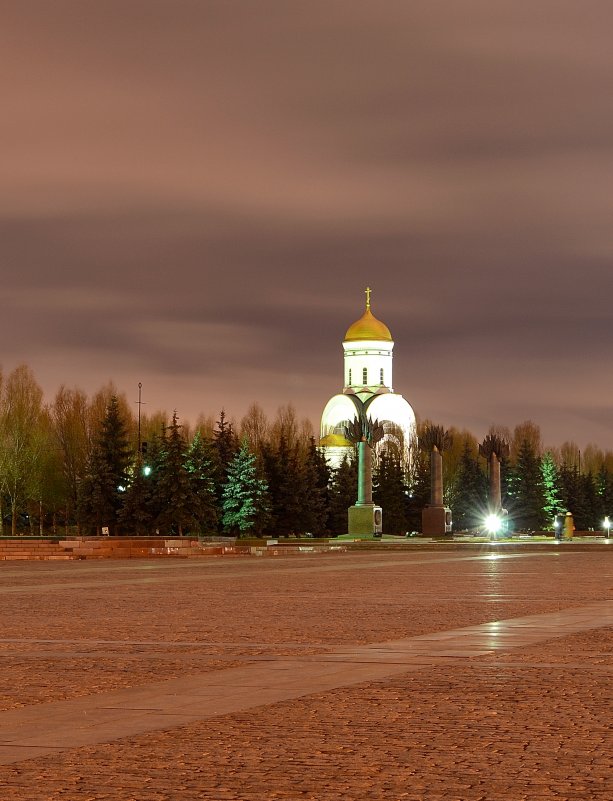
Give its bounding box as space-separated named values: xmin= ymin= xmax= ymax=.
xmin=0 ymin=546 xmax=611 ymax=799
xmin=1 ymin=599 xmax=611 ymax=766
xmin=5 ymin=548 xmax=602 ymax=714
xmin=1 ymin=632 xmax=611 ymax=800
xmin=0 ymin=548 xmax=583 ymax=596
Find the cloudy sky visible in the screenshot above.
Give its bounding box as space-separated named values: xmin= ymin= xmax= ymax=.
xmin=2 ymin=1 xmax=613 ymax=448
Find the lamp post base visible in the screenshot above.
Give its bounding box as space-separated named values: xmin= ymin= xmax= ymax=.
xmin=348 ymin=504 xmax=383 ymax=538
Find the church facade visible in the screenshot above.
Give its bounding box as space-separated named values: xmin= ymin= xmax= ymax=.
xmin=319 ymin=289 xmax=417 ymax=470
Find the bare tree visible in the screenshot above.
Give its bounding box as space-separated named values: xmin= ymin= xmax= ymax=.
xmin=559 ymin=440 xmax=581 ymax=470
xmin=0 ymin=365 xmax=46 ymax=535
xmin=50 ymin=386 xmax=90 ymax=531
xmin=511 ymin=421 xmax=542 ymax=463
xmin=239 ymin=402 xmax=270 ymax=457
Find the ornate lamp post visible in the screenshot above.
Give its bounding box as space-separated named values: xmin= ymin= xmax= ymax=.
xmin=344 ymin=409 xmax=384 ymax=537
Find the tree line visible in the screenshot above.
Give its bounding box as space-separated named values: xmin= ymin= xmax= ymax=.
xmin=0 ymin=366 xmax=350 ymax=537
xmin=1 ymin=364 xmax=612 ymax=537
xmin=416 ymin=419 xmax=613 ymax=533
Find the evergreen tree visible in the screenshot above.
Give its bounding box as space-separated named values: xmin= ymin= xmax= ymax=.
xmin=298 ymin=438 xmax=331 ymax=536
xmin=596 ymin=465 xmax=613 ymax=523
xmin=262 ymin=434 xmax=304 ymax=535
xmin=540 ymin=451 xmax=564 ymax=527
xmin=328 ymin=454 xmax=357 ymax=535
xmin=79 ymin=396 xmax=132 ymax=535
xmin=508 ymin=438 xmax=547 ymax=531
xmin=452 ymin=441 xmax=488 ymax=531
xmin=140 ymin=427 xmax=166 ymax=528
xmin=559 ymin=464 xmax=587 ymax=528
xmin=406 ymin=448 xmax=430 ymax=532
xmin=499 ymin=450 xmax=513 ymax=512
xmin=374 ymin=453 xmax=407 ymax=534
xmin=119 ymin=457 xmax=153 ymax=535
xmin=213 ymin=409 xmax=239 ymax=476
xmin=211 ymin=409 xmax=239 ymax=522
xmin=222 ymin=440 xmax=269 ymax=536
xmin=579 ymin=471 xmax=598 ymax=531
xmin=154 ymin=412 xmax=193 ymax=536
xmin=184 ymin=432 xmax=219 ymax=534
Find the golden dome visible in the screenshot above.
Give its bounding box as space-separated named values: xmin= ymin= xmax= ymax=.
xmin=319 ymin=433 xmax=353 ymax=447
xmin=344 ymin=288 xmax=392 ymax=342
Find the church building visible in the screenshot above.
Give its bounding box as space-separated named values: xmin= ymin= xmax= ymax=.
xmin=319 ymin=289 xmax=417 ymax=470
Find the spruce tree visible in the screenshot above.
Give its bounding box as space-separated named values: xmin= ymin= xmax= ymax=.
xmin=374 ymin=453 xmax=407 ymax=535
xmin=154 ymin=412 xmax=193 ymax=536
xmin=298 ymin=437 xmax=331 ymax=536
xmin=140 ymin=427 xmax=165 ymax=528
xmin=579 ymin=472 xmax=598 ymax=531
xmin=559 ymin=464 xmax=587 ymax=528
xmin=222 ymin=440 xmax=269 ymax=536
xmin=79 ymin=396 xmax=132 ymax=535
xmin=452 ymin=442 xmax=488 ymax=531
xmin=328 ymin=454 xmax=357 ymax=535
xmin=509 ymin=438 xmax=546 ymax=531
xmin=596 ymin=465 xmax=613 ymax=523
xmin=262 ymin=434 xmax=303 ymax=536
xmin=499 ymin=450 xmax=513 ymax=512
xmin=211 ymin=409 xmax=239 ymax=521
xmin=119 ymin=457 xmax=153 ymax=535
xmin=406 ymin=448 xmax=430 ymax=532
xmin=540 ymin=451 xmax=564 ymax=527
xmin=184 ymin=432 xmax=219 ymax=534
xmin=213 ymin=409 xmax=239 ymax=476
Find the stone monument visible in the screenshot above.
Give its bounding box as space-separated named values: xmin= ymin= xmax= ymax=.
xmin=420 ymin=424 xmax=453 ymax=535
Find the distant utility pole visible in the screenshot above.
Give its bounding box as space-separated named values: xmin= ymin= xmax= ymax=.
xmin=136 ymin=382 xmax=146 ymax=455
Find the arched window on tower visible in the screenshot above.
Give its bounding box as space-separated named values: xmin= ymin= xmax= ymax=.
xmin=362 ymin=367 xmax=368 ymax=385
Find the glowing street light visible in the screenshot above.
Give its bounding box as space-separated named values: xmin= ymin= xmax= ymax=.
xmin=603 ymin=516 xmax=611 ymax=537
xmin=485 ymin=513 xmax=502 ymax=538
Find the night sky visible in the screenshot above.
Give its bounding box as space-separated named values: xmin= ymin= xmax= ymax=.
xmin=3 ymin=1 xmax=613 ymax=448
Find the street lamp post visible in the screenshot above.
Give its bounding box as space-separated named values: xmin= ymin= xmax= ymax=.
xmin=604 ymin=516 xmax=611 ymax=538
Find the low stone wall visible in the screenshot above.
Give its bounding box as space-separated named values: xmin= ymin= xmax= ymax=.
xmin=63 ymin=537 xmax=210 ymax=559
xmin=0 ymin=537 xmax=347 ymax=561
xmin=0 ymin=537 xmax=213 ymax=561
xmin=0 ymin=539 xmax=76 ymax=561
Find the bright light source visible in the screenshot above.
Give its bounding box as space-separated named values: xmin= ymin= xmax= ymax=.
xmin=117 ymin=485 xmax=126 ymax=492
xmin=485 ymin=514 xmax=502 ymax=534
xmin=603 ymin=517 xmax=611 ymax=536
xmin=143 ymin=465 xmax=152 ymax=476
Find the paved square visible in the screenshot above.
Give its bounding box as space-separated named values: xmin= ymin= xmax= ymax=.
xmin=0 ymin=543 xmax=611 ymax=799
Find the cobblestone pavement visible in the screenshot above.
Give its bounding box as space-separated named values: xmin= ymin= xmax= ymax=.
xmin=0 ymin=545 xmax=611 ymax=799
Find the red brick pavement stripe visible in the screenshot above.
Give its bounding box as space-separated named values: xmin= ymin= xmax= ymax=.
xmin=0 ymin=598 xmax=610 ymax=766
